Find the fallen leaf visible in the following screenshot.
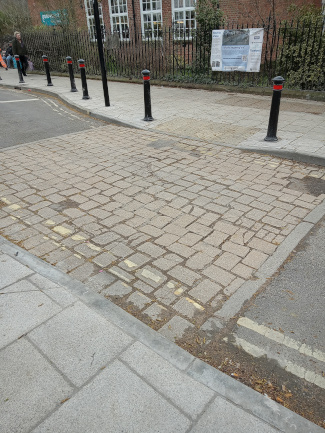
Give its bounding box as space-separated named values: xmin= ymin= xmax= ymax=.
xmin=61 ymin=398 xmax=70 ymax=404
xmin=285 ymin=393 xmax=293 ymax=398
xmin=276 ymin=397 xmax=284 ymax=403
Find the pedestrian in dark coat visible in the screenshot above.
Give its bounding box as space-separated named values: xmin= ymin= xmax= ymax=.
xmin=4 ymin=43 xmax=13 ymax=68
xmin=12 ymin=31 xmax=28 ymax=76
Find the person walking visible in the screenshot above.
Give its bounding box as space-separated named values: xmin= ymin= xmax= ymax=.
xmin=12 ymin=31 xmax=28 ymax=76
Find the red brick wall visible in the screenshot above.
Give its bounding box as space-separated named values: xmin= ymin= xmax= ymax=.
xmin=220 ymin=0 xmax=322 ymax=25
xmin=27 ymin=0 xmax=323 ymax=33
xmin=162 ymin=0 xmax=173 ymax=28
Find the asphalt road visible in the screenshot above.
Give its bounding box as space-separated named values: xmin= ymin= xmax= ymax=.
xmin=227 ymin=216 xmax=325 ymax=393
xmin=0 ymin=88 xmax=107 ymax=148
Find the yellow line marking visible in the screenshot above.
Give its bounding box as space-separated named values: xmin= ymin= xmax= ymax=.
xmin=1 ymin=197 xmax=11 ymax=204
xmin=53 ymin=226 xmax=72 ymax=236
xmin=185 ymin=297 xmax=204 ymax=311
xmin=124 ymin=259 xmax=137 ymax=268
xmin=71 ymin=234 xmax=86 ymax=241
xmin=87 ymin=243 xmax=101 ymax=251
xmin=8 ymin=204 xmax=21 ymax=210
xmin=141 ymin=269 xmax=161 ymax=283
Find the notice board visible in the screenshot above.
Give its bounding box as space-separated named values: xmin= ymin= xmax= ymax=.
xmin=210 ymin=28 xmax=264 ymax=72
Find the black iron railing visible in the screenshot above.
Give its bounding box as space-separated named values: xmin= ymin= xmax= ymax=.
xmin=18 ymin=17 xmax=325 ymax=91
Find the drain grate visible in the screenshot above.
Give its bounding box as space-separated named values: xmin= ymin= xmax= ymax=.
xmin=288 ymin=176 xmax=325 ymax=197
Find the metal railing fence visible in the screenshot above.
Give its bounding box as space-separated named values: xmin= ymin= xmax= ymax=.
xmin=18 ymin=16 xmax=325 ymax=91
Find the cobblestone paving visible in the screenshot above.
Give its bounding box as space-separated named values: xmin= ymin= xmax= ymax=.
xmin=1 ymin=125 xmax=325 ymax=340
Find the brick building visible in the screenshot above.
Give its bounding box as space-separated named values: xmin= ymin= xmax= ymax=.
xmin=27 ymin=0 xmax=322 ymax=40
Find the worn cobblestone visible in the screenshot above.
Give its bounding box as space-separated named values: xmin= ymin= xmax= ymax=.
xmin=188 ymin=279 xmax=222 ymax=303
xmin=1 ymin=124 xmax=325 ymax=338
xmin=127 ymin=291 xmax=152 ymax=309
xmin=168 ymin=266 xmax=200 ymax=286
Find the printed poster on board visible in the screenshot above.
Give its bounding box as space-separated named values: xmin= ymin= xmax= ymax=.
xmin=210 ymin=28 xmax=264 ymax=72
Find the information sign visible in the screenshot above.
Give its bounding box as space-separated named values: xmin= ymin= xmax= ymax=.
xmin=210 ymin=28 xmax=264 ymax=72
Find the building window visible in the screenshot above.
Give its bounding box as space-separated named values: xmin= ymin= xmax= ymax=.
xmin=109 ymin=0 xmax=129 ymax=39
xmin=84 ymin=0 xmax=105 ymax=41
xmin=173 ymin=0 xmax=196 ymax=38
xmin=141 ymin=0 xmax=162 ymax=38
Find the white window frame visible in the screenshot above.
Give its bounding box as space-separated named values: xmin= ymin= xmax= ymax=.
xmin=84 ymin=0 xmax=105 ymax=41
xmin=172 ymin=0 xmax=196 ymax=39
xmin=140 ymin=0 xmax=163 ymax=39
xmin=109 ymin=0 xmax=130 ymax=40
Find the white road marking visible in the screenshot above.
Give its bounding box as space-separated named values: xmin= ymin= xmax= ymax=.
xmin=0 ymin=99 xmax=39 ymax=103
xmin=41 ymin=99 xmax=53 ymax=108
xmin=225 ymin=335 xmax=325 ymax=389
xmin=237 ymin=317 xmax=325 ymax=363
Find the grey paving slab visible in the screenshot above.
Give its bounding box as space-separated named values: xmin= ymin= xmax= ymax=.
xmin=0 ymin=290 xmax=62 ymax=349
xmin=0 ymin=254 xmax=34 ymax=288
xmin=32 ymin=360 xmax=192 ymax=433
xmin=27 ymin=273 xmax=61 ymax=290
xmin=41 ymin=286 xmax=79 ymax=307
xmin=0 ymin=338 xmax=73 ymax=433
xmin=0 ymin=279 xmax=39 ymax=293
xmin=28 ymin=301 xmax=133 ymax=386
xmin=121 ymin=341 xmax=214 ymax=418
xmin=0 ymin=238 xmax=324 ymax=433
xmin=189 ymin=397 xmax=280 ymax=433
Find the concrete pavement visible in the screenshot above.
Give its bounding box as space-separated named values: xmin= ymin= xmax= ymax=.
xmin=0 ymin=68 xmax=325 ymax=164
xmin=1 ymin=70 xmax=325 ymax=431
xmin=1 ymin=236 xmax=323 ymax=433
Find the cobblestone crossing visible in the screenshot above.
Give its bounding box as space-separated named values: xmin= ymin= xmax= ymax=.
xmin=1 ymin=124 xmax=325 ymax=341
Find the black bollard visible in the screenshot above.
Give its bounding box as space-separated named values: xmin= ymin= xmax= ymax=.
xmin=15 ymin=55 xmax=25 ymax=83
xmin=66 ymin=56 xmax=77 ymax=92
xmin=141 ymin=69 xmax=153 ymax=121
xmin=42 ymin=55 xmax=53 ymax=86
xmin=264 ymin=76 xmax=285 ymax=142
xmin=78 ymin=59 xmax=90 ymax=100
xmin=93 ymin=0 xmax=110 ymax=106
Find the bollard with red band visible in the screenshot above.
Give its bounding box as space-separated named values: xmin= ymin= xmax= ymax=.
xmin=15 ymin=55 xmax=25 ymax=84
xmin=264 ymin=76 xmax=285 ymax=142
xmin=66 ymin=56 xmax=77 ymax=92
xmin=42 ymin=55 xmax=53 ymax=86
xmin=141 ymin=69 xmax=153 ymax=121
xmin=78 ymin=59 xmax=90 ymax=100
